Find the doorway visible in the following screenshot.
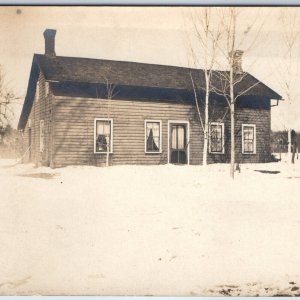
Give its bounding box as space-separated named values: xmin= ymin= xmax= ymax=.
xmin=169 ymin=121 xmax=189 ymax=164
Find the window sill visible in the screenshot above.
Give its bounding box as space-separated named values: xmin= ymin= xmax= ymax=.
xmin=94 ymin=152 xmax=113 ymax=154
xmin=209 ymin=152 xmax=225 ymax=155
xmin=145 ymin=151 xmax=162 ymax=154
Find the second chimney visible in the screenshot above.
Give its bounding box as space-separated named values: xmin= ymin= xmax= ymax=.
xmin=230 ymin=50 xmax=243 ymax=74
xmin=43 ymin=29 xmax=56 ymax=58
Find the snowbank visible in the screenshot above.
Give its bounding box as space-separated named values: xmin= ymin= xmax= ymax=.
xmin=0 ymin=158 xmax=300 ymax=296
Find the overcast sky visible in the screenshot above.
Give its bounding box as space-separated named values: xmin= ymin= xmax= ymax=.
xmin=0 ymin=6 xmax=300 ymax=130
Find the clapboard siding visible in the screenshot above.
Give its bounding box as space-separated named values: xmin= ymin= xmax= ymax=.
xmin=50 ymin=95 xmax=272 ymax=168
xmin=207 ymin=102 xmax=271 ymax=163
xmin=23 ymin=90 xmax=271 ymax=168
xmin=52 ymin=96 xmax=203 ymax=167
xmin=21 ymin=73 xmax=54 ymax=166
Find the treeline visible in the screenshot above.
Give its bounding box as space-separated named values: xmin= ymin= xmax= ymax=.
xmin=0 ymin=125 xmax=22 ymax=159
xmin=271 ymin=130 xmax=299 ymax=153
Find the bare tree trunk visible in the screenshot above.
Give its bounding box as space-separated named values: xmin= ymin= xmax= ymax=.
xmin=288 ymin=128 xmax=292 ymax=162
xmin=230 ymin=99 xmax=235 ymax=179
xmin=96 ymin=81 xmax=117 ymax=168
xmin=106 ymin=148 xmax=109 ymax=167
xmin=229 ymin=25 xmax=235 ymax=179
xmin=292 ymin=142 xmax=296 ymax=164
xmin=104 ymin=80 xmax=117 ymax=167
xmin=203 ymin=72 xmax=209 ymax=166
xmin=230 ymin=63 xmax=235 ymax=179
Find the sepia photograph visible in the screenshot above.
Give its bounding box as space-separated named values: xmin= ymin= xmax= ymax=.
xmin=0 ymin=5 xmax=300 ymax=296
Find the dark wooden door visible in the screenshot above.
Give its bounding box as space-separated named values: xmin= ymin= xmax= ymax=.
xmin=170 ymin=124 xmax=187 ymax=164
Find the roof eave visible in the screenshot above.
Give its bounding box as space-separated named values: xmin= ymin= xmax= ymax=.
xmin=17 ymin=57 xmax=41 ymax=130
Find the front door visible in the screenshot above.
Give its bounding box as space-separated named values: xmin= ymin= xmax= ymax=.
xmin=170 ymin=123 xmax=188 ymax=164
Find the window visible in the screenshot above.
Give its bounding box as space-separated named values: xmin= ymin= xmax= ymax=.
xmin=94 ymin=118 xmax=113 ymax=153
xmin=145 ymin=120 xmax=162 ymax=153
xmin=40 ymin=120 xmax=44 ymax=152
xmin=209 ymin=122 xmax=224 ymax=154
xmin=242 ymin=124 xmax=256 ymax=154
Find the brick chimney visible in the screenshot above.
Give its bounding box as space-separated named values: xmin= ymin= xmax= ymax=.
xmin=230 ymin=50 xmax=244 ymax=74
xmin=43 ymin=29 xmax=56 ymax=58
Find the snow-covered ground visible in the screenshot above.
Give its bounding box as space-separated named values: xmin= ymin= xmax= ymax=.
xmin=1 ymin=157 xmax=300 ymax=296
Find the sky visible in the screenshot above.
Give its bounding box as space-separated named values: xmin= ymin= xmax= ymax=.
xmin=0 ymin=6 xmax=300 ymax=131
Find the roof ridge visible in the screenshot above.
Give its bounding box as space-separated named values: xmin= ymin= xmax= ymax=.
xmin=34 ymin=53 xmax=231 ymax=73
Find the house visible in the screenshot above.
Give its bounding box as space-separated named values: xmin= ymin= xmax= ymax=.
xmin=18 ymin=29 xmax=282 ymax=168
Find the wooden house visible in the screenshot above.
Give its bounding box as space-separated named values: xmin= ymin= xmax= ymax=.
xmin=18 ymin=29 xmax=282 ymax=168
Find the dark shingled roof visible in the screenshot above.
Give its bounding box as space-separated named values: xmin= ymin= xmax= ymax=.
xmin=18 ymin=54 xmax=282 ymax=130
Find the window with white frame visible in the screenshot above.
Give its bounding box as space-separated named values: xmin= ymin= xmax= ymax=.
xmin=94 ymin=118 xmax=113 ymax=153
xmin=40 ymin=120 xmax=44 ymax=152
xmin=145 ymin=120 xmax=161 ymax=153
xmin=209 ymin=122 xmax=224 ymax=154
xmin=242 ymin=124 xmax=256 ymax=154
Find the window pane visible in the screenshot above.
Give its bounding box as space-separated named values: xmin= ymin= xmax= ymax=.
xmin=217 ymin=126 xmax=222 ymax=139
xmin=146 ymin=124 xmax=151 ymax=137
xmin=177 ymin=126 xmax=185 ymax=149
xmin=248 ymin=128 xmax=254 ymax=139
xmin=103 ymin=123 xmax=110 ymax=136
xmin=244 ymin=141 xmax=253 ymax=152
xmin=244 ymin=131 xmax=249 ymax=140
xmin=152 ymin=123 xmax=159 ymax=138
xmin=171 ymin=126 xmax=177 ymax=149
xmin=211 ymin=140 xmax=222 ymax=152
xmin=146 ymin=122 xmax=160 ymax=152
xmin=211 ymin=125 xmax=217 ymax=135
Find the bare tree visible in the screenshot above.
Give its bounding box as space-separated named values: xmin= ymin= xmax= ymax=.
xmin=273 ymin=8 xmax=300 ymax=163
xmin=187 ymin=7 xmax=222 ymax=166
xmin=0 ymin=65 xmax=19 ymax=129
xmin=186 ymin=8 xmax=268 ymax=177
xmin=210 ymin=8 xmax=267 ymax=178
